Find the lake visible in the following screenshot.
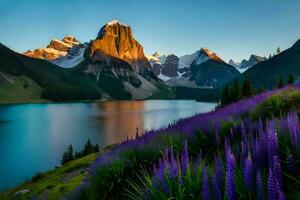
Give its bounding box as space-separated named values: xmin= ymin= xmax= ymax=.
xmin=0 ymin=100 xmax=216 ymax=190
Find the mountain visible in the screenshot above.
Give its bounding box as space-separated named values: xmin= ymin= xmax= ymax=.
xmin=0 ymin=43 xmax=101 ymax=103
xmin=229 ymin=55 xmax=267 ymax=72
xmin=87 ymin=20 xmax=151 ymax=76
xmin=235 ymin=39 xmax=300 ymax=89
xmin=24 ymin=36 xmax=87 ymax=68
xmin=165 ymin=48 xmax=240 ymax=88
xmin=0 ymin=20 xmax=174 ymax=103
xmin=83 ymin=20 xmax=173 ymax=99
xmin=24 ymin=36 xmax=81 ymax=60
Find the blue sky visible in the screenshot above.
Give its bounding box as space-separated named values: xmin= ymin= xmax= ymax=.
xmin=0 ymin=0 xmax=300 ymax=62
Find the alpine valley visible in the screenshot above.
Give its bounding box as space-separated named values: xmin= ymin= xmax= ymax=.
xmin=1 ymin=20 xmax=300 ymax=103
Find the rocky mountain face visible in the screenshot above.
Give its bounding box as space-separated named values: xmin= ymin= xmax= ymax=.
xmin=8 ymin=20 xmax=173 ymax=101
xmin=161 ymin=54 xmax=179 ymax=77
xmin=87 ymin=20 xmax=151 ymax=76
xmin=229 ymin=55 xmax=267 ymax=72
xmin=82 ymin=20 xmax=173 ymax=99
xmin=24 ymin=36 xmax=81 ymax=60
xmin=147 ymin=48 xmax=240 ymax=88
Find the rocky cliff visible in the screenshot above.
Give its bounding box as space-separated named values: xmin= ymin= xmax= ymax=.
xmin=24 ymin=36 xmax=81 ymax=60
xmin=87 ymin=20 xmax=151 ymax=76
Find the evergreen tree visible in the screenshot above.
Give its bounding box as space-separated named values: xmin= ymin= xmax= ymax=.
xmin=287 ymin=74 xmax=295 ymax=84
xmin=230 ymin=80 xmax=241 ymax=102
xmin=83 ymin=139 xmax=93 ymax=155
xmin=276 ymin=46 xmax=281 ymax=54
xmin=61 ymin=144 xmax=74 ymax=165
xmin=268 ymin=54 xmax=272 ymax=59
xmin=221 ymin=85 xmax=230 ymax=106
xmin=277 ymin=76 xmax=284 ymax=88
xmin=241 ymin=78 xmax=254 ymax=98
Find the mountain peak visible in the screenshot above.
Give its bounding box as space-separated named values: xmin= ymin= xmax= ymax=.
xmin=90 ymin=21 xmax=151 ymax=74
xmin=106 ymin=20 xmax=128 ymax=27
xmin=199 ymin=48 xmax=224 ymax=63
xmin=24 ymin=35 xmax=81 ymax=60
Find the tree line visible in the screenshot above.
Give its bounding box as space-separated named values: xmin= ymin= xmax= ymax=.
xmin=221 ymin=73 xmax=295 ymax=106
xmin=61 ymin=139 xmax=99 ymax=165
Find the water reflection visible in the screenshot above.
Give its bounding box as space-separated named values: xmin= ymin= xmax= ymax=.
xmin=0 ymin=100 xmax=216 ymax=190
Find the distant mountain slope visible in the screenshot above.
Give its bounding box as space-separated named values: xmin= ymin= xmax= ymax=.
xmin=236 ymin=39 xmax=300 ymax=89
xmin=229 ymin=55 xmax=267 ymax=72
xmin=165 ymin=48 xmax=240 ymax=88
xmin=0 ymin=43 xmax=101 ymax=102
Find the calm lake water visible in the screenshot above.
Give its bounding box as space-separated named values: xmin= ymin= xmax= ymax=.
xmin=0 ymin=100 xmax=216 ymax=190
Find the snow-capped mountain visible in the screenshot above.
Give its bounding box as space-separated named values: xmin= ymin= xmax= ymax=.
xmin=51 ymin=43 xmax=87 ymax=68
xmin=147 ymin=48 xmax=240 ymax=88
xmin=229 ymin=55 xmax=267 ymax=72
xmin=24 ymin=36 xmax=86 ymax=68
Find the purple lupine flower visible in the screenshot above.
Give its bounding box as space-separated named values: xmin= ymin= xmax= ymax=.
xmin=170 ymin=148 xmax=179 ymax=178
xmin=212 ymin=174 xmax=222 ymax=200
xmin=244 ymin=154 xmax=253 ymax=191
xmin=272 ymin=155 xmax=282 ymax=188
xmin=215 ymin=155 xmax=223 ymax=187
xmin=287 ymin=154 xmax=296 ymax=173
xmin=226 ymin=153 xmax=236 ymax=200
xmin=278 ymin=189 xmax=286 ymax=200
xmin=267 ymin=120 xmax=279 ymax=166
xmin=240 ymin=141 xmax=248 ymax=173
xmin=287 ymin=111 xmax=300 ymax=145
xmin=202 ymin=165 xmax=210 ymax=200
xmin=180 ymin=140 xmax=189 ymax=174
xmin=256 ymin=171 xmax=263 ymax=200
xmin=267 ymin=169 xmax=278 ymax=200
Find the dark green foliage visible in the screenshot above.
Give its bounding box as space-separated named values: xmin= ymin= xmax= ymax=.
xmin=231 ymin=79 xmax=241 ymax=102
xmin=62 ymin=140 xmax=99 ymax=165
xmin=221 ymin=84 xmax=230 ymax=106
xmin=62 ymin=145 xmax=74 ymax=165
xmin=250 ymin=89 xmax=300 ymax=120
xmin=241 ymin=78 xmax=254 ymax=98
xmin=83 ymin=139 xmax=99 ymax=156
xmin=277 ymin=76 xmax=284 ymax=88
xmin=277 ymin=46 xmax=281 ymax=54
xmin=219 ymin=120 xmax=235 ymax=140
xmin=221 ymin=79 xmax=254 ymax=106
xmin=288 ymin=73 xmax=295 ymax=84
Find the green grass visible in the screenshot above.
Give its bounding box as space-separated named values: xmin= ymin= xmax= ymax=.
xmin=0 ymin=153 xmax=98 ymax=200
xmin=0 ymin=74 xmax=47 ymax=104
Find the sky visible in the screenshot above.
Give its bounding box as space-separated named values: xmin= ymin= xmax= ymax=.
xmin=0 ymin=0 xmax=300 ymax=62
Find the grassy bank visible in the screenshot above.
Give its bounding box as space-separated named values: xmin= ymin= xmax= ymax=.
xmin=0 ymin=153 xmax=98 ymax=200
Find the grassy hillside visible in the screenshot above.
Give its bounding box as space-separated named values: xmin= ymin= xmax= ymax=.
xmin=0 ymin=73 xmax=46 ymax=104
xmin=0 ymin=153 xmax=98 ymax=200
xmin=69 ymin=85 xmax=299 ymax=199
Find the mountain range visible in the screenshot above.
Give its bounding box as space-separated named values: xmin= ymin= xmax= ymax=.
xmin=1 ymin=20 xmax=300 ymax=103
xmin=229 ymin=55 xmax=267 ymax=72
